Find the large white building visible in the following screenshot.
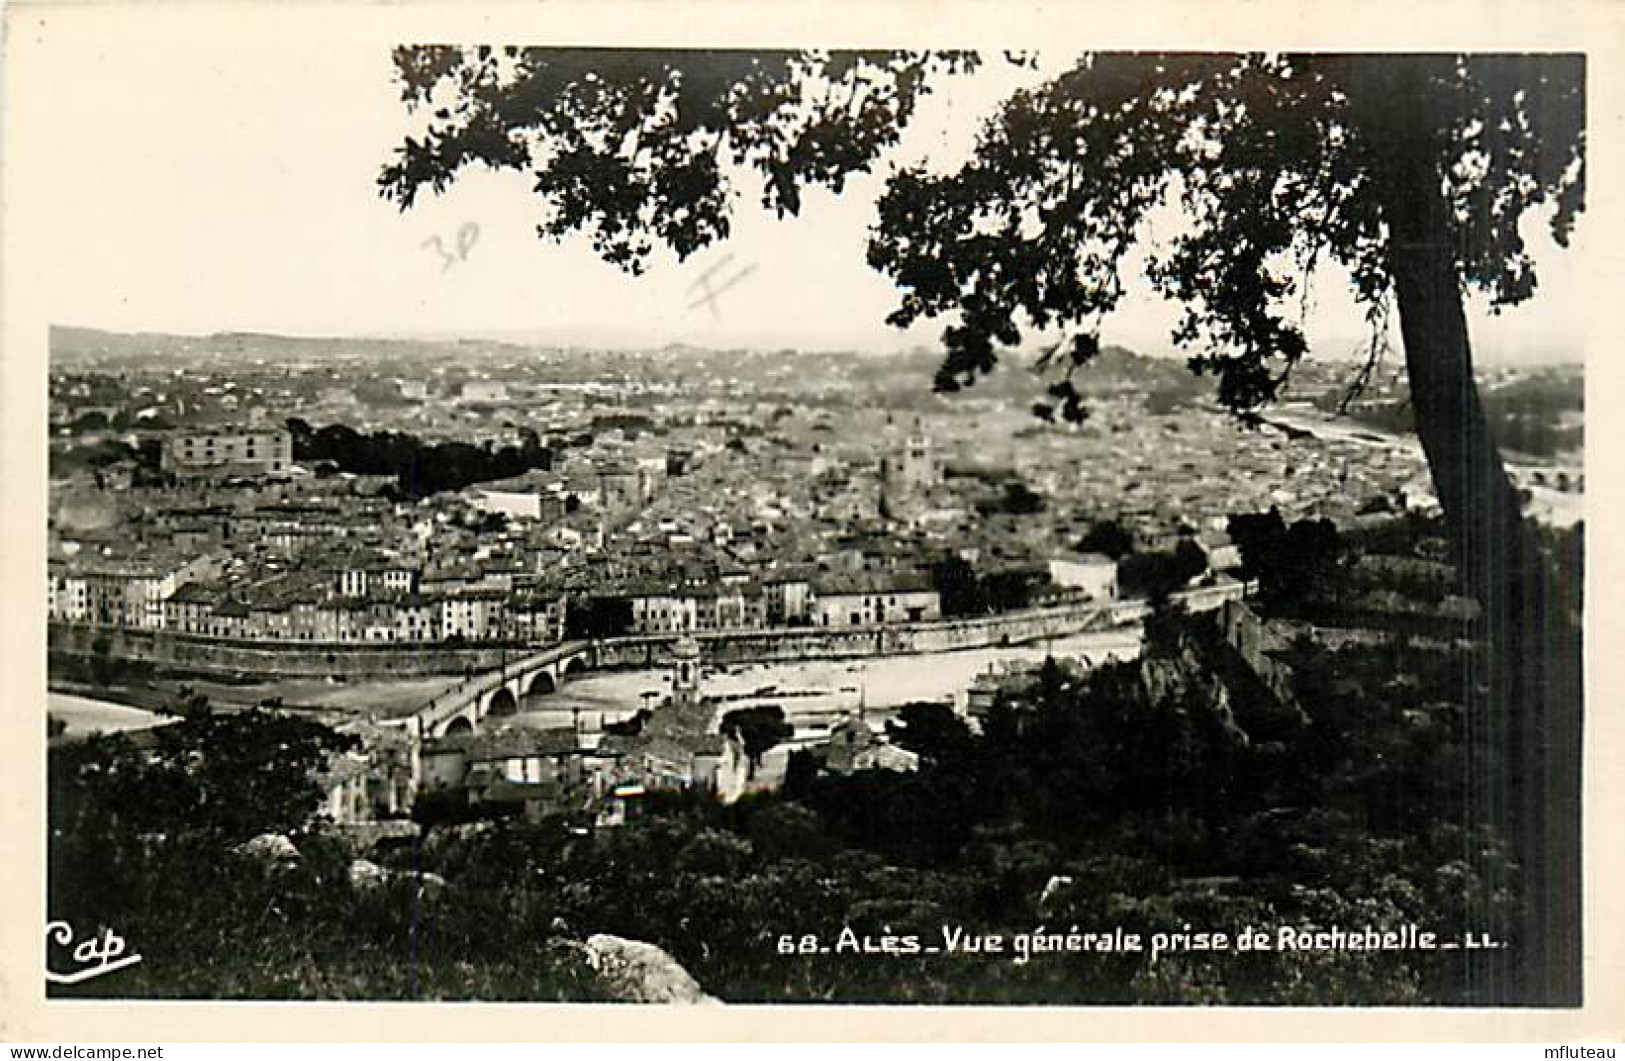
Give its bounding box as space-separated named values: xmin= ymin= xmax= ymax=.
xmin=473 ymin=486 xmax=547 ymax=521
xmin=1048 ymin=552 xmax=1119 ymax=601
xmin=161 ymin=427 xmax=292 ymax=478
xmin=461 ymin=380 xmax=510 ymax=403
xmin=810 ymin=572 xmax=941 ymax=627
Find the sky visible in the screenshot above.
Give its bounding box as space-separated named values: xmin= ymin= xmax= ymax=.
xmin=30 ymin=30 xmax=1592 ymax=364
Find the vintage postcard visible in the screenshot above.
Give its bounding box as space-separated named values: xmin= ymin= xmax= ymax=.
xmin=1 ymin=0 xmax=1621 ymax=1043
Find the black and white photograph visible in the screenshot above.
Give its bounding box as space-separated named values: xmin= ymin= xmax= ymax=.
xmin=3 ymin=0 xmax=1620 ymax=1040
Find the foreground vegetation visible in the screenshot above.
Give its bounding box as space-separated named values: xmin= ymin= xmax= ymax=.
xmin=48 ymin=516 xmax=1578 ymax=1004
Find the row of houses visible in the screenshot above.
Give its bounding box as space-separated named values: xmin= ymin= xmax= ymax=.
xmin=415 ymin=723 xmax=755 ymax=822
xmin=620 ymin=569 xmax=944 ymax=634
xmin=49 ymin=550 xmax=568 ymax=643
xmin=160 ymin=582 xmax=568 ymax=643
xmin=411 ymin=712 xmax=920 ymax=827
xmin=49 ymin=553 xmax=1133 ymax=644
xmin=47 ymin=553 xmax=225 ymax=630
xmin=50 ymin=551 xmax=951 ymax=643
xmin=50 ymin=532 xmax=1127 ymax=645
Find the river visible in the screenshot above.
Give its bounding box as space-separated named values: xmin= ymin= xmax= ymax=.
xmin=507 ymin=628 xmax=1144 ymax=735
xmin=1266 ymin=407 xmax=1583 ymax=527
xmin=44 ymin=628 xmax=1144 ymax=740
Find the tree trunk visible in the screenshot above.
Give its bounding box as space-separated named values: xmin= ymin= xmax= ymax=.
xmin=1380 ymin=145 xmax=1582 ymax=1006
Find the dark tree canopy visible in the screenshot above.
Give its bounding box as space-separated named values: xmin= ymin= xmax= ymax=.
xmin=290 ymin=419 xmax=554 ymax=498
xmin=720 ymin=704 xmax=794 ymax=771
xmin=51 ymin=710 xmax=358 ymax=848
xmin=1228 ymin=508 xmax=1345 ymax=608
xmin=885 ymin=701 xmax=973 ymax=765
xmin=872 ymin=53 xmax=1583 ymax=417
xmin=1117 ymin=537 xmax=1208 ymax=601
xmin=1077 ymin=518 xmax=1134 ymax=559
xmin=381 ymin=47 xmax=978 ymax=271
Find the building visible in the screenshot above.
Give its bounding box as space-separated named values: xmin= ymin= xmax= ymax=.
xmin=816 ymin=715 xmax=920 ymax=775
xmin=161 ymin=427 xmax=293 ymax=478
xmin=462 ymin=729 xmax=593 ymax=818
xmin=317 ymin=753 xmax=373 ymax=825
xmin=439 ymin=590 xmax=508 ymax=640
xmin=473 ymin=486 xmax=548 ymax=522
xmin=881 ymin=431 xmax=937 ymax=493
xmin=335 ymin=558 xmax=420 ymax=599
xmin=1197 ymin=530 xmax=1243 ymax=572
xmin=629 ymin=588 xmax=699 ymax=634
xmin=1048 ymin=551 xmax=1120 ymax=600
xmin=48 ymin=568 xmax=89 ymax=622
xmin=53 ymin=552 xmax=221 ymax=631
xmin=164 ymin=580 xmax=219 ymax=634
xmin=763 ymin=572 xmax=813 ymax=626
xmin=391 ymin=596 xmax=440 ymax=643
xmin=592 ymin=638 xmax=752 ymax=808
xmin=597 ymin=464 xmax=646 ymax=512
xmin=461 ymin=380 xmax=510 ymax=403
xmin=670 ymin=635 xmax=702 ymax=711
xmin=510 ymin=593 xmax=567 ymax=643
xmin=810 ymin=572 xmax=941 ymax=627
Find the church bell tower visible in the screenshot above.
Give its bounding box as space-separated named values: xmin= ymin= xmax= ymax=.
xmin=671 ymin=635 xmax=702 ymax=710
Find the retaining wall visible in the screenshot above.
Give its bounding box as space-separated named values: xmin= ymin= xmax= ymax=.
xmin=50 ymin=581 xmax=1244 ymax=681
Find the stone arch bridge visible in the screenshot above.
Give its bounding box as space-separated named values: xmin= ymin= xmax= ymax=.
xmin=414 ymin=640 xmax=595 ymax=737
xmin=405 ymin=581 xmax=1243 ymax=739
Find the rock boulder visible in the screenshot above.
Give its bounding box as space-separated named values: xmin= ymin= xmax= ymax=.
xmin=582 ymin=933 xmax=718 ymax=1004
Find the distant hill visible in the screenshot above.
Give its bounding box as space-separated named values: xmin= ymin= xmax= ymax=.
xmin=49 ymin=325 xmax=531 ymax=366
xmin=48 ymin=324 xmax=1221 ymax=411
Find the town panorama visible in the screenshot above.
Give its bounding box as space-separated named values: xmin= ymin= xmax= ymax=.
xmin=44 ymin=320 xmax=1583 ymax=1005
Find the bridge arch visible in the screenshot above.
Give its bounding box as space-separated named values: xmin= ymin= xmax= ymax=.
xmin=527 ymin=670 xmax=557 ymax=696
xmin=487 ymin=686 xmax=519 ymax=717
xmin=563 ymin=655 xmax=589 ymax=676
xmin=444 ymin=715 xmax=474 ymax=736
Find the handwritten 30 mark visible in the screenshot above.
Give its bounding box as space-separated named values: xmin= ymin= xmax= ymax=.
xmin=422 ymin=222 xmax=481 ymax=271
xmin=687 ymin=253 xmax=758 ymax=318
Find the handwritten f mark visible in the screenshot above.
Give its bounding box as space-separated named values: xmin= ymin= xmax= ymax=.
xmin=687 ymin=253 xmax=758 ymax=318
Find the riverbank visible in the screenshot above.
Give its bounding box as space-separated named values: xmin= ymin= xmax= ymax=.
xmin=47 ymin=672 xmax=465 ymax=721
xmin=45 ymin=627 xmax=1144 ymax=742
xmin=46 ymin=590 xmax=1153 ymax=682
xmin=48 ymin=691 xmax=178 ymax=739
xmin=506 ymin=628 xmax=1145 ymax=735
